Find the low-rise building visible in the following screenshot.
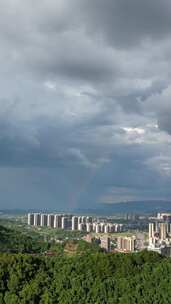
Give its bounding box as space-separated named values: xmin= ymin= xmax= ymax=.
xmin=117 ymin=236 xmax=136 ymax=252
xmin=100 ymin=237 xmax=111 ymax=252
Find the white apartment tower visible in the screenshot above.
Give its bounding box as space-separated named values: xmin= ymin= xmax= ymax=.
xmin=86 ymin=223 xmax=93 ymax=232
xmin=72 ymin=216 xmax=78 ymax=231
xmin=28 ymin=213 xmax=34 ymax=226
xmin=54 ymin=215 xmax=62 ymax=229
xmin=149 ymin=223 xmax=155 ymax=240
xmin=86 ymin=216 xmax=93 ymax=224
xmin=62 ymin=217 xmax=68 ymax=230
xmin=47 ymin=214 xmax=55 ymax=228
xmin=78 ymin=223 xmax=85 ymax=231
xmin=95 ymin=223 xmax=101 ymax=233
xmin=40 ymin=214 xmax=48 ymax=226
xmin=34 ymin=213 xmax=41 ymax=226
xmin=159 ymin=223 xmax=167 ymax=241
xmin=81 ymin=216 xmax=86 ymax=224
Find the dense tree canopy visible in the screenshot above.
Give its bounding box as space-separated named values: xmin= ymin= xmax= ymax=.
xmin=1 ymin=224 xmax=171 ymax=303
xmin=0 ymin=251 xmax=171 ymax=304
xmin=0 ymin=225 xmax=49 ymax=253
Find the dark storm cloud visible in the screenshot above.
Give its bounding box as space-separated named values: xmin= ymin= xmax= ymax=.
xmin=1 ymin=0 xmax=171 ymax=86
xmin=144 ymin=85 xmax=171 ymax=135
xmin=77 ymin=144 xmax=171 ymax=207
xmin=158 ymin=113 xmax=171 ymax=135
xmin=0 ymin=0 xmax=171 ymax=209
xmin=77 ymin=0 xmax=171 ymax=47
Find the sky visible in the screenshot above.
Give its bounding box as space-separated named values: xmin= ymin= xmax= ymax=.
xmin=1 ymin=0 xmax=171 ymax=210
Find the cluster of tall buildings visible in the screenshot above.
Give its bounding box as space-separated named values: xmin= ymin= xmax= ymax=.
xmin=148 ymin=215 xmax=171 ymax=256
xmin=157 ymin=213 xmax=171 ymax=222
xmin=28 ymin=213 xmax=125 ymax=233
xmin=149 ymin=222 xmax=171 ymax=245
xmin=28 ymin=213 xmax=68 ymax=229
xmin=77 ymin=221 xmax=124 ymax=234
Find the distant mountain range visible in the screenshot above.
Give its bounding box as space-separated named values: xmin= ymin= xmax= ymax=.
xmin=75 ymin=200 xmax=171 ymax=215
xmin=1 ymin=200 xmax=171 ymax=215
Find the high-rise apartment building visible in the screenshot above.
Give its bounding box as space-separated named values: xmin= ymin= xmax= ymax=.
xmin=95 ymin=223 xmax=101 ymax=233
xmin=54 ymin=215 xmax=62 ymax=229
xmin=78 ymin=223 xmax=85 ymax=231
xmin=28 ymin=213 xmax=34 ymax=226
xmin=72 ymin=216 xmax=78 ymax=231
xmin=159 ymin=223 xmax=167 ymax=241
xmin=108 ymin=224 xmax=114 ymax=233
xmin=86 ymin=223 xmax=93 ymax=232
xmin=40 ymin=214 xmax=48 ymax=227
xmin=62 ymin=217 xmax=68 ymax=230
xmin=149 ymin=223 xmax=155 ymax=240
xmin=78 ymin=216 xmax=82 ymax=224
xmin=34 ymin=213 xmax=41 ymax=226
xmin=104 ymin=224 xmax=110 ymax=233
xmin=100 ymin=223 xmax=105 ymax=233
xmin=86 ymin=216 xmax=93 ymax=224
xmin=47 ymin=214 xmax=55 ymax=228
xmin=81 ymin=216 xmax=86 ymax=224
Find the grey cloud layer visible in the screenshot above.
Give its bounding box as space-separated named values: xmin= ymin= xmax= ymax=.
xmin=0 ymin=0 xmax=171 ymax=209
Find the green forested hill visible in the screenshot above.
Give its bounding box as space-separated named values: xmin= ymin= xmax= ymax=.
xmin=0 ymin=224 xmax=99 ymax=256
xmin=0 ymin=250 xmax=171 ymax=304
xmin=1 ymin=224 xmax=171 ymax=304
xmin=0 ymin=225 xmax=48 ymax=253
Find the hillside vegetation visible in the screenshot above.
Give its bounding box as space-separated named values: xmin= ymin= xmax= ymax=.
xmin=0 ymin=225 xmax=48 ymax=253
xmin=0 ymin=251 xmax=171 ymax=304
xmin=1 ymin=224 xmax=171 ymax=303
